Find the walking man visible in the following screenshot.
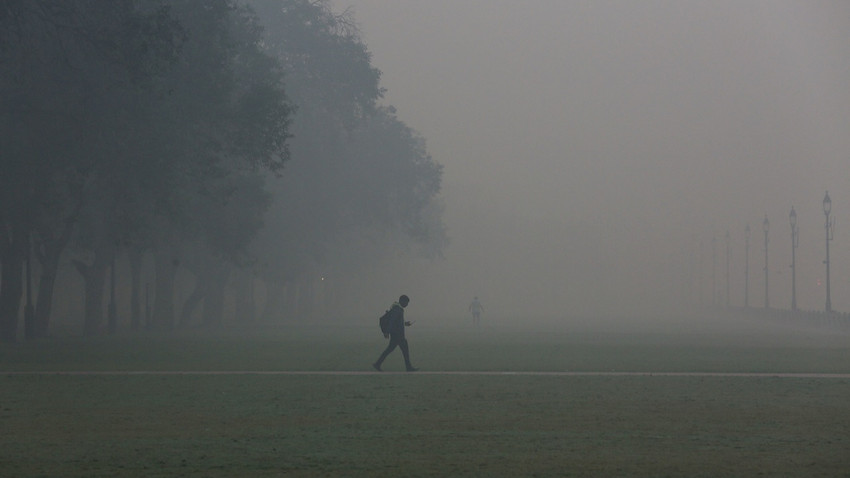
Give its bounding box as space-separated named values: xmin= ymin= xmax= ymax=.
xmin=468 ymin=296 xmax=484 ymax=326
xmin=373 ymin=295 xmax=418 ymax=372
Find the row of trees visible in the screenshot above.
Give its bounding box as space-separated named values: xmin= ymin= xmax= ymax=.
xmin=0 ymin=0 xmax=446 ymax=341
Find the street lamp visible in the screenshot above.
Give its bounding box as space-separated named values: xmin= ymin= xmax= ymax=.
xmin=790 ymin=206 xmax=798 ymax=311
xmin=725 ymin=231 xmax=730 ymax=307
xmin=744 ymin=223 xmax=750 ymax=307
xmin=711 ymin=236 xmax=717 ymax=306
xmin=763 ymin=214 xmax=769 ymax=309
xmin=824 ymin=191 xmax=834 ymax=312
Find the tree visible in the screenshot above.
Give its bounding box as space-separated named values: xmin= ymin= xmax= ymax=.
xmin=0 ymin=0 xmax=184 ymax=341
xmin=177 ymin=173 xmax=270 ymax=327
xmin=1 ymin=0 xmax=291 ymax=338
xmin=245 ymin=1 xmax=446 ymax=319
xmin=136 ymin=0 xmax=291 ymax=330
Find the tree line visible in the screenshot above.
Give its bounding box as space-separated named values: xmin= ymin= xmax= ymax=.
xmin=0 ymin=0 xmax=446 ymax=341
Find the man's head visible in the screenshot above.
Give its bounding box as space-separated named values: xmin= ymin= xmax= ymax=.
xmin=399 ymin=295 xmax=410 ymax=307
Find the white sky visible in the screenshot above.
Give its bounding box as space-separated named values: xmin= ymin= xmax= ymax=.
xmin=333 ymin=0 xmax=850 ymax=320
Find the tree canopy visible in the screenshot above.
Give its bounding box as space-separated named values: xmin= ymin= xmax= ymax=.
xmin=0 ymin=0 xmax=445 ymax=340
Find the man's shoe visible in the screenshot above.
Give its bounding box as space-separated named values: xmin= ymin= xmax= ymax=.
xmin=372 ymin=363 xmax=382 ymax=372
xmin=406 ymin=367 xmax=418 ymax=372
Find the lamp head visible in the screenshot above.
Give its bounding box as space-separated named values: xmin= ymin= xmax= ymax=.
xmin=824 ymin=191 xmax=832 ymax=216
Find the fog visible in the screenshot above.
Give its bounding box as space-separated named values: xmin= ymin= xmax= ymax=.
xmin=6 ymin=1 xmax=848 ymax=336
xmin=335 ymin=0 xmax=850 ymax=322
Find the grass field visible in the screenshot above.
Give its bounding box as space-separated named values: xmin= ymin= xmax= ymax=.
xmin=2 ymin=313 xmax=850 ymax=476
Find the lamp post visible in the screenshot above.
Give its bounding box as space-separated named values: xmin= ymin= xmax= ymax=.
xmin=744 ymin=223 xmax=750 ymax=307
xmin=790 ymin=207 xmax=798 ymax=311
xmin=711 ymin=236 xmax=717 ymax=306
xmin=824 ymin=191 xmax=833 ymax=312
xmin=725 ymin=230 xmax=730 ymax=307
xmin=698 ymin=240 xmax=704 ymax=307
xmin=763 ymin=214 xmax=769 ymax=309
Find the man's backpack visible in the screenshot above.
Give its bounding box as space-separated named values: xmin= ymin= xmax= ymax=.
xmin=379 ymin=309 xmax=391 ymax=337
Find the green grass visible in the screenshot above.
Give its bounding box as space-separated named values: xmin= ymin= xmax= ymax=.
xmin=2 ymin=315 xmax=850 ymax=476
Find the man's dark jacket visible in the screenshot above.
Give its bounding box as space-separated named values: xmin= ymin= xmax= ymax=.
xmin=386 ymin=302 xmax=405 ymax=338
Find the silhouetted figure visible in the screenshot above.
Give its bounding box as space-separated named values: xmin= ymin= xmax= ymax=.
xmin=468 ymin=296 xmax=484 ymax=326
xmin=373 ymin=295 xmax=417 ymax=372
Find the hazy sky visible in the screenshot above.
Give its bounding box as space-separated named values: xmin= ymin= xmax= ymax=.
xmin=334 ymin=0 xmax=850 ymax=320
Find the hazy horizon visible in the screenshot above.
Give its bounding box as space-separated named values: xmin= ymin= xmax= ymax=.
xmin=333 ymin=0 xmax=850 ymax=322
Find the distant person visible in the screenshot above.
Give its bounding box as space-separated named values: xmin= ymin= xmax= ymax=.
xmin=468 ymin=296 xmax=484 ymax=326
xmin=373 ymin=295 xmax=418 ymax=372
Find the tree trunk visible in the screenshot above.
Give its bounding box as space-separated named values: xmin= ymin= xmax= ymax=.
xmin=32 ymin=234 xmax=70 ymax=338
xmin=128 ymin=247 xmax=143 ymax=331
xmin=202 ymin=265 xmax=229 ymax=327
xmin=29 ymin=197 xmax=81 ymax=339
xmin=82 ymin=265 xmax=107 ymax=336
xmin=0 ymin=221 xmax=27 ymax=343
xmin=179 ymin=280 xmax=205 ymax=328
xmin=33 ymin=265 xmax=57 ymax=338
xmin=73 ymin=248 xmax=111 ymax=337
xmin=0 ymin=247 xmax=24 ymax=343
xmin=152 ymin=250 xmax=179 ymax=331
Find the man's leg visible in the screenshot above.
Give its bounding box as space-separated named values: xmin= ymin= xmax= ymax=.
xmin=374 ymin=339 xmax=398 ymax=370
xmin=399 ymin=338 xmax=416 ymax=371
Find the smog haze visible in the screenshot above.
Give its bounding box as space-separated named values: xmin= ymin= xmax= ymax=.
xmin=337 ymin=0 xmax=850 ymax=322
